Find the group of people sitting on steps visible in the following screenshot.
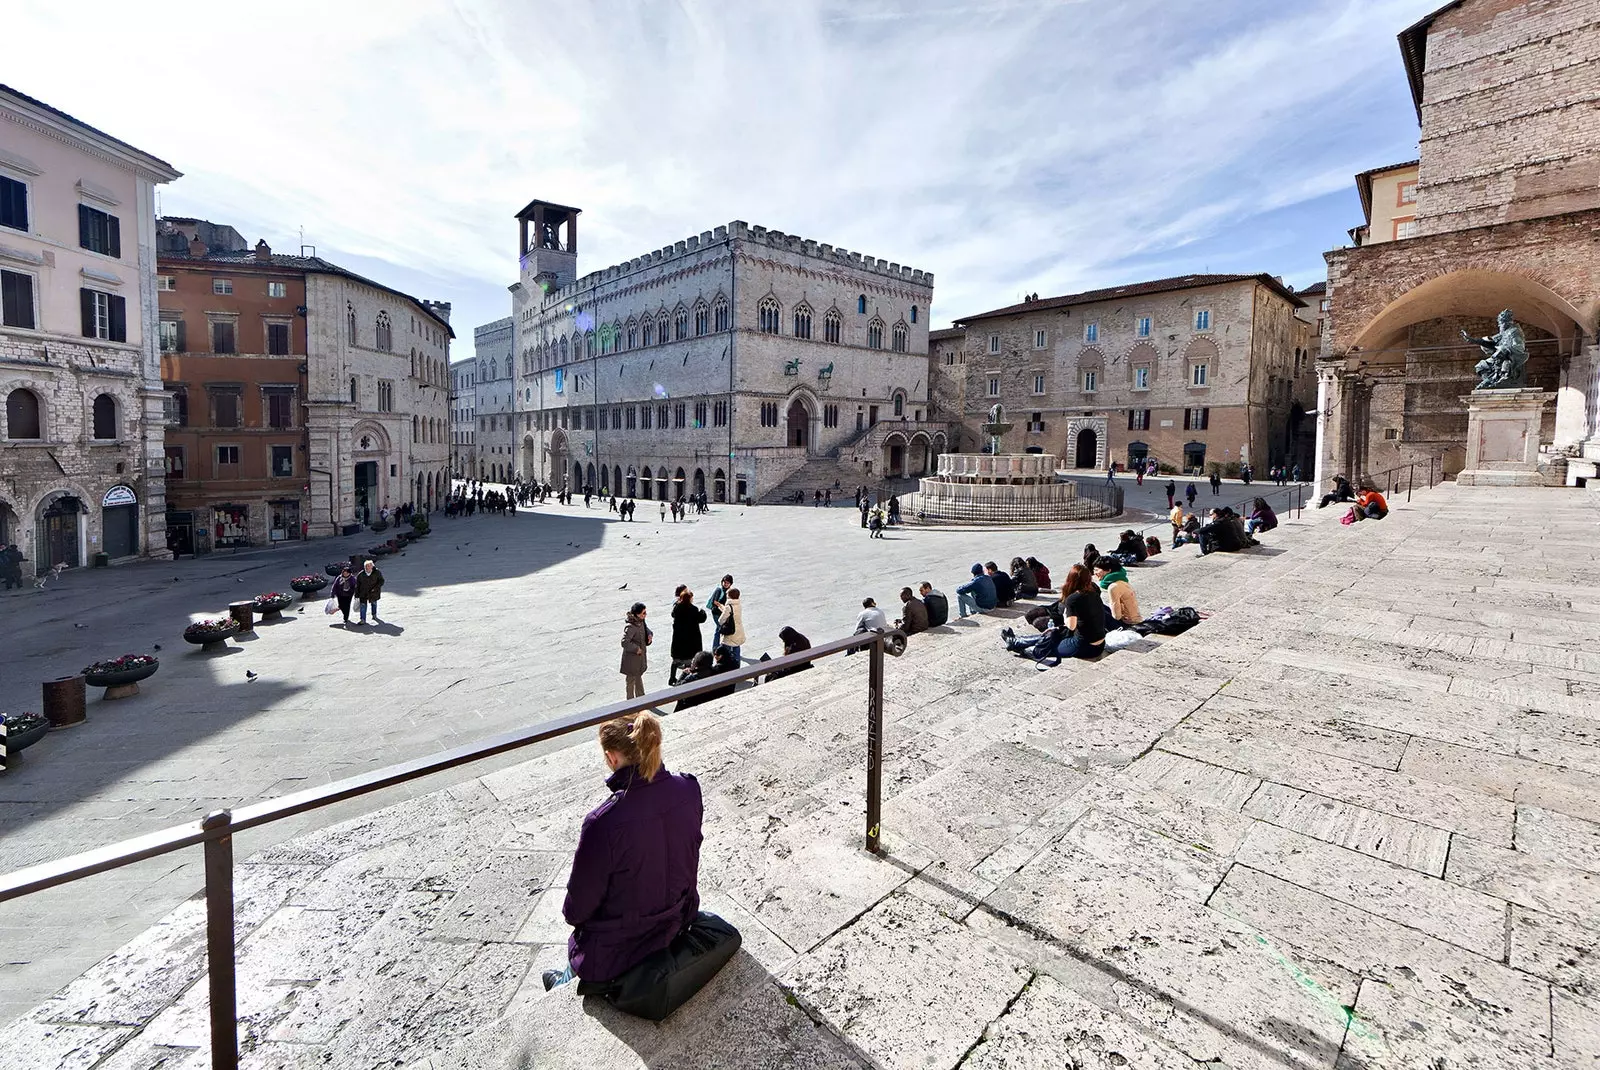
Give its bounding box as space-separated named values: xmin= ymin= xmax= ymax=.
xmin=1317 ymin=475 xmax=1388 ymax=523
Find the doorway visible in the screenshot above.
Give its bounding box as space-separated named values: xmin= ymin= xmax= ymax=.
xmin=354 ymin=461 xmax=378 ymax=524
xmin=103 ymin=503 xmax=138 ymax=558
xmin=38 ymin=495 xmax=83 ymax=569
xmin=786 ymin=400 xmax=809 ymax=450
xmin=1074 ymin=428 xmax=1098 ymax=469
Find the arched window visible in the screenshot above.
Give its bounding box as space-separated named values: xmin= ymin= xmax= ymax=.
xmin=347 ymin=304 xmax=357 ymax=345
xmin=693 ymin=301 xmax=709 ymax=336
xmin=410 ymin=349 xmax=417 ymax=377
xmin=713 ymin=296 xmax=729 ymax=332
xmin=674 ymin=306 xmax=689 ymax=340
xmin=412 ymin=415 xmax=419 ymax=442
xmin=868 ymin=317 xmax=885 ymax=349
xmin=858 ymin=294 xmax=867 ymax=315
xmin=824 ymin=309 xmax=842 ymax=344
xmin=6 ymin=388 xmax=41 ymax=439
xmin=92 ymin=394 xmax=117 ymax=439
xmin=911 ymin=305 xmax=918 ymax=324
xmin=349 ymin=377 xmax=358 ymax=403
xmin=585 ymin=330 xmax=595 ymax=358
xmin=375 ymin=313 xmax=391 ymax=351
xmin=656 ymin=312 xmax=669 ymax=343
xmin=560 ymin=336 xmax=569 ymax=362
xmin=893 ymin=393 xmax=905 ymax=417
xmin=793 ymin=304 xmax=813 ymax=340
xmin=642 ymin=317 xmax=654 ymax=347
xmin=892 ymin=321 xmax=908 ymax=352
xmin=626 ymin=319 xmax=638 ymax=350
xmin=758 ymin=297 xmax=781 ymax=334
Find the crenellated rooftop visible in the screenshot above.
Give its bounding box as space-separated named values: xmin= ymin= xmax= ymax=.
xmin=535 ymin=220 xmax=933 ymax=312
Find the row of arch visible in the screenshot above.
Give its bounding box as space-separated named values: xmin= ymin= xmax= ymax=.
xmin=4 ymin=386 xmax=120 ymax=442
xmin=1073 ymin=337 xmax=1220 ymax=375
xmin=410 ymin=415 xmax=446 ymax=444
xmin=412 ymin=468 xmax=449 ymax=512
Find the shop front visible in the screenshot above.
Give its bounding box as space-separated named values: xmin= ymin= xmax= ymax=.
xmin=101 ymin=485 xmax=139 ymax=559
xmin=269 ymin=499 xmax=302 ymax=542
xmin=213 ymin=504 xmax=250 ymax=549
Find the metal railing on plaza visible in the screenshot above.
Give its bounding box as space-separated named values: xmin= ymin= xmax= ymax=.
xmin=0 ymin=633 xmax=891 ymax=1070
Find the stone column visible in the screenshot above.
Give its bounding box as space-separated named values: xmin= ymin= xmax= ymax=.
xmin=1553 ymin=340 xmax=1599 ymax=451
xmin=1312 ymin=361 xmax=1342 ymax=493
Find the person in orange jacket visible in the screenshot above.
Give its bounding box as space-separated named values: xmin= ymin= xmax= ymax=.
xmin=1355 ymin=487 xmax=1388 ymax=520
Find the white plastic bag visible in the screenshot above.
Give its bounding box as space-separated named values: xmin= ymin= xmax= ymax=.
xmin=1105 ymin=628 xmax=1143 ymax=650
xmin=324 ymin=596 xmax=338 ymax=615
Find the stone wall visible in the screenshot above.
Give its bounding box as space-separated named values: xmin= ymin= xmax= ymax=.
xmin=1416 ymin=0 xmax=1600 ymax=234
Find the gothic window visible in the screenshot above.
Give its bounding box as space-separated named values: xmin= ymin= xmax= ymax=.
xmin=867 ymin=317 xmax=885 ymax=349
xmin=911 ymin=305 xmax=918 ymax=324
xmin=560 ymin=336 xmax=569 ymax=362
xmin=90 ymin=394 xmax=118 ymax=439
xmin=892 ymin=393 xmax=904 ymax=418
xmin=349 ymin=376 xmax=358 ymax=403
xmin=627 ymin=319 xmax=638 ymax=350
xmin=713 ymin=296 xmax=729 ymax=332
xmin=672 ymin=306 xmax=687 ymax=340
xmin=758 ymin=296 xmax=781 ymax=334
xmin=824 ymin=309 xmax=841 ymax=344
xmin=657 ymin=312 xmax=670 ymax=343
xmin=585 ymin=330 xmax=594 ymax=358
xmin=693 ymin=301 xmax=709 ymax=336
xmin=642 ymin=318 xmax=654 ymax=347
xmin=346 ymin=304 xmax=357 ymax=345
xmin=793 ymin=304 xmax=813 ymax=340
xmin=891 ymin=321 xmax=908 ymax=352
xmin=857 ymin=294 xmax=867 ymax=315
xmin=693 ymin=400 xmax=707 ymax=427
xmin=375 ymin=312 xmax=392 ymax=351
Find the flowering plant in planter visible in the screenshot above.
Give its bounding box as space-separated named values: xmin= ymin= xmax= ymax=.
xmin=81 ymin=653 xmax=158 ymax=676
xmin=184 ymin=618 xmax=238 ymax=638
xmin=253 ymin=591 xmax=293 ymax=608
xmin=0 ymin=711 xmax=48 ymax=732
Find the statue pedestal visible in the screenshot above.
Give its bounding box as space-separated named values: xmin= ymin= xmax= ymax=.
xmin=1456 ymin=388 xmax=1552 ymax=487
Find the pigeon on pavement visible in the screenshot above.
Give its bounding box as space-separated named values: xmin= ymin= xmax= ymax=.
xmin=245 ymin=671 xmax=258 ymax=681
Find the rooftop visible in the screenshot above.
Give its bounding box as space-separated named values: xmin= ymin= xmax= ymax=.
xmin=953 ymin=272 xmax=1304 ymax=326
xmin=0 ymin=83 xmax=181 ymax=181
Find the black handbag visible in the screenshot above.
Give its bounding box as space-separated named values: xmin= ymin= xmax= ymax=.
xmin=580 ymin=911 xmax=742 ymax=1021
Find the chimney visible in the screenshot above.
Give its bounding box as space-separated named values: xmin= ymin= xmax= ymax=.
xmin=254 ymin=239 xmax=272 ymax=261
xmin=188 ymin=237 xmax=207 ymax=257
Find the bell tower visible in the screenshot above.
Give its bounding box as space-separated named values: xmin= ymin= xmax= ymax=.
xmin=515 ymin=199 xmax=580 ymax=295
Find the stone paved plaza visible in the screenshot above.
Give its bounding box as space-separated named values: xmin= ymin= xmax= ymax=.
xmin=4 ymin=482 xmax=1600 ymax=1068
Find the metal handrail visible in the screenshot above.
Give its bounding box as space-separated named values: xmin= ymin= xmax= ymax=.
xmin=0 ymin=631 xmax=889 ymax=1069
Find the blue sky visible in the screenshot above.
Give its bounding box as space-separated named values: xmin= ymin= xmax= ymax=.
xmin=8 ymin=0 xmax=1434 ymax=357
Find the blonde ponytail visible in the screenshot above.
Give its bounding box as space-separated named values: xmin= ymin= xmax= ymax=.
xmin=597 ymin=711 xmax=664 ymax=781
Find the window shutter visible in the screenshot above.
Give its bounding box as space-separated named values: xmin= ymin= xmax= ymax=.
xmin=108 ymin=294 xmax=127 ymax=342
xmin=80 ymin=287 xmax=96 ymax=336
xmin=107 ymin=215 xmax=121 ymax=259
xmin=1201 ymin=408 xmax=1210 ymax=430
xmin=1142 ymin=409 xmax=1151 ymax=429
xmin=175 ymin=319 xmax=187 ymax=352
xmin=1127 ymin=410 xmax=1134 ymax=431
xmin=78 ymin=204 xmax=92 ymax=249
xmin=1183 ymin=409 xmax=1191 ymax=431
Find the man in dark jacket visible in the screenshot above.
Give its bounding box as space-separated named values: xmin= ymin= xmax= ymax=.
xmin=985 ymin=562 xmax=1015 ymax=606
xmin=354 ymin=560 xmax=384 ymax=624
xmin=956 ymin=563 xmax=997 ymax=618
xmin=918 ymin=582 xmax=949 ymax=627
xmin=897 ymin=587 xmax=929 ymax=635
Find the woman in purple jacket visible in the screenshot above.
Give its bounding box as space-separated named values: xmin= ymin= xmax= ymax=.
xmin=544 ymin=711 xmax=705 ymax=989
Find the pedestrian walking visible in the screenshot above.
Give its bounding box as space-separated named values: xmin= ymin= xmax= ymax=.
xmin=620 ymin=602 xmax=651 ymax=699
xmin=1292 ymin=463 xmax=1303 ymax=483
xmin=660 ymin=500 xmax=667 ymax=522
xmin=1209 ymin=471 xmax=1221 ymax=495
xmin=1135 ymin=466 xmax=1144 ymax=486
xmin=1185 ymin=482 xmax=1198 ymax=507
xmin=860 ymin=499 xmax=869 ymax=529
xmin=354 ymin=559 xmax=384 ymax=624
xmin=1105 ymin=466 xmax=1116 ymax=487
xmin=331 ymin=564 xmax=357 ymax=623
xmin=1165 ymin=479 xmax=1176 ymax=508
xmin=0 ymin=544 xmax=23 ymax=590
xmin=669 ymin=585 xmax=706 ymax=685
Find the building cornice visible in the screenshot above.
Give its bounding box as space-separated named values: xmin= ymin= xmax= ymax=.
xmin=0 ymin=105 xmax=180 ymax=184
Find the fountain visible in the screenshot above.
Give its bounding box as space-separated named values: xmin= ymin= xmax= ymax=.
xmin=908 ymin=404 xmax=1121 ymax=525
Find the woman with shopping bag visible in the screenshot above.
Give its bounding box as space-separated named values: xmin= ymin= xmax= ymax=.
xmin=330 ymin=565 xmax=357 ymax=625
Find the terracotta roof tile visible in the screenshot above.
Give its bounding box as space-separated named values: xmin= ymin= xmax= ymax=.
xmin=953 ymin=272 xmax=1304 ymax=326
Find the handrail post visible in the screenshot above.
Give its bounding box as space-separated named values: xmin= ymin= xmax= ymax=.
xmin=1408 ymin=462 xmax=1415 ymax=503
xmin=202 ymin=810 xmax=239 ymax=1070
xmin=865 ymin=634 xmax=884 ymax=854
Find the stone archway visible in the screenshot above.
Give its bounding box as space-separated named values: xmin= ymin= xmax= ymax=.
xmin=1064 ymin=417 xmax=1107 ymax=471
xmin=1074 ymin=428 xmax=1098 ymax=469
xmin=523 ymin=435 xmax=538 ymax=479
xmin=882 ymin=432 xmax=908 ymax=478
xmin=713 ymin=468 xmax=727 ymax=503
xmin=693 ymin=468 xmax=706 ymax=498
xmin=786 ymin=399 xmax=810 ymax=450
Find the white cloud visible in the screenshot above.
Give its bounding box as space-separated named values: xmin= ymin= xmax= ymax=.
xmin=6 ymin=0 xmax=1437 ymax=348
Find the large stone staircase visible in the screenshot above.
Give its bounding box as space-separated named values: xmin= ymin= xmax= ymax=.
xmin=10 ymin=484 xmax=1600 ymax=1069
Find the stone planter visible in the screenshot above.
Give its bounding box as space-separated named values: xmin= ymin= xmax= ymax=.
xmin=184 ymin=621 xmax=241 ymax=652
xmin=1 ymin=715 xmax=51 ymax=759
xmin=253 ymin=593 xmax=294 ymax=619
xmin=291 ymin=577 xmax=329 ymax=601
xmin=324 ymin=562 xmax=351 ymax=577
xmin=369 ymin=545 xmax=391 ymax=557
xmin=83 ymin=660 xmax=159 ymax=700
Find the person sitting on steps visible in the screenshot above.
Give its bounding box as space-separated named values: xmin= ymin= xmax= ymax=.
xmin=1093 ymin=556 xmax=1142 ymax=630
xmin=1000 ymin=565 xmax=1106 ymax=668
xmin=956 ymin=563 xmax=997 ymax=618
xmin=918 ymin=582 xmax=949 ymax=627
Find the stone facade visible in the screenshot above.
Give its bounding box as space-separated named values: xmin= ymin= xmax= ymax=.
xmin=1320 ymin=0 xmax=1600 ymax=488
xmin=449 ymin=356 xmax=475 ymax=480
xmin=0 ymin=85 xmax=180 ymax=577
xmin=948 ymin=275 xmax=1314 ymax=476
xmin=508 ymin=208 xmax=935 ymax=501
xmin=469 ymin=317 xmax=514 ymax=481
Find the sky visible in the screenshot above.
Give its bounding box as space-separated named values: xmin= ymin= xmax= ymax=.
xmin=7 ymin=0 xmax=1435 ymax=359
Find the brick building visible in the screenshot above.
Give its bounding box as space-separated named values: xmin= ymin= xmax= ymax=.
xmin=0 ymin=84 xmax=180 ymax=577
xmin=509 ymin=202 xmax=937 ymax=502
xmin=157 ymin=220 xmax=453 ymax=544
xmin=943 ymin=274 xmax=1315 ymax=476
xmin=1319 ymin=0 xmax=1600 ymax=486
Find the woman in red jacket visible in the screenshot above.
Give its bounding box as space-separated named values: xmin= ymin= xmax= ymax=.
xmin=544 ymin=712 xmax=704 ymax=989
